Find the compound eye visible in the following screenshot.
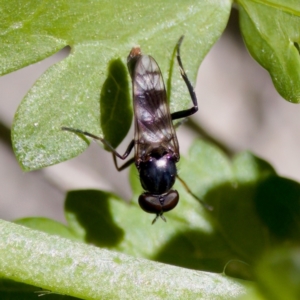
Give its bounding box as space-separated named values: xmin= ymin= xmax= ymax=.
xmin=161 ymin=190 xmax=179 ymax=212
xmin=138 ymin=194 xmax=161 ymax=214
xmin=138 ymin=190 xmax=179 ymax=214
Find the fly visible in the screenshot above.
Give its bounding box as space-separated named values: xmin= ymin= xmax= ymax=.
xmin=62 ymin=36 xmax=210 ymax=224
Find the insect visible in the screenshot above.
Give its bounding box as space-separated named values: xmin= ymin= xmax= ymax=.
xmin=62 ymin=36 xmax=208 ymax=223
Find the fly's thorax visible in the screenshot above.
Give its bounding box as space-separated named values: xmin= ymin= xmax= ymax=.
xmin=137 ymin=152 xmax=178 ymax=195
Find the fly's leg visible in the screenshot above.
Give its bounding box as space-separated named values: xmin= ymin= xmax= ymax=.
xmin=176 ymin=175 xmax=213 ymax=211
xmin=171 ymin=36 xmax=198 ymax=121
xmin=112 ymin=142 xmax=135 ymax=171
xmin=61 ymin=127 xmax=135 ymax=171
xmin=172 ymin=38 xmax=212 ymax=211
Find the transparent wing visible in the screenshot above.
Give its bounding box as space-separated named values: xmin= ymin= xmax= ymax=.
xmin=131 ymin=55 xmax=179 ymax=161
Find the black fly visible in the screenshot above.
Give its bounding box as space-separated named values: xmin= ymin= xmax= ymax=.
xmin=62 ymin=36 xmax=209 ymax=223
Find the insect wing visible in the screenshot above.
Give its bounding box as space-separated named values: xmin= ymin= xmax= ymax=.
xmin=131 ymin=55 xmax=179 ymax=160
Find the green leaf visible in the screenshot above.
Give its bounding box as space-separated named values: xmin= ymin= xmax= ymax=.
xmin=22 ymin=143 xmax=239 ymax=274
xmin=5 ymin=0 xmax=232 ymax=170
xmin=16 ymin=140 xmax=300 ymax=278
xmin=254 ymin=176 xmax=300 ymax=242
xmin=14 ymin=217 xmax=80 ymax=241
xmin=177 ymin=142 xmax=270 ymax=262
xmin=255 ymin=246 xmax=300 ymax=300
xmin=213 ymin=152 xmax=276 ymax=262
xmin=232 ymin=151 xmax=276 ymax=184
xmin=0 ymin=219 xmax=251 ymax=299
xmin=63 ymin=189 xmax=237 ymax=274
xmin=17 ymin=140 xmax=300 ymax=276
xmin=15 ymin=141 xmax=241 ymax=276
xmin=64 ymin=190 xmax=125 ymax=247
xmin=178 ymin=141 xmax=300 ymax=263
xmin=0 ymin=278 xmax=77 ymax=299
xmin=12 ymin=53 xmax=132 ymax=171
xmin=238 ymin=0 xmax=300 ymax=102
xmin=12 ymin=139 xmax=300 ymax=297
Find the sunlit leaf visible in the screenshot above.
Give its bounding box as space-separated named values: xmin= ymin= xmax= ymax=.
xmin=0 ymin=219 xmax=251 ymax=299
xmin=238 ymin=0 xmax=300 ymax=102
xmin=5 ymin=0 xmax=232 ymax=170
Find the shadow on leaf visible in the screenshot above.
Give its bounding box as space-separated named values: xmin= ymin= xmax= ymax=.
xmin=100 ymin=58 xmax=132 ymax=149
xmin=254 ymin=176 xmax=300 ymax=242
xmin=0 ymin=279 xmax=79 ymax=300
xmin=65 ymin=190 xmax=124 ymax=247
xmin=154 ymin=229 xmax=235 ymax=273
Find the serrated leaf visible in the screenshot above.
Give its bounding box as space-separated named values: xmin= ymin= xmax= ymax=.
xmin=176 ymin=140 xmax=300 ymax=263
xmin=16 ymin=139 xmax=300 ymax=278
xmin=12 ymin=51 xmax=132 ymax=171
xmin=238 ymin=0 xmax=300 ymax=102
xmin=61 ymin=141 xmax=256 ymax=276
xmin=210 ymin=151 xmax=277 ymax=262
xmin=5 ymin=0 xmax=232 ymax=170
xmin=177 ymin=141 xmax=268 ymax=262
xmin=64 ymin=189 xmax=230 ymax=271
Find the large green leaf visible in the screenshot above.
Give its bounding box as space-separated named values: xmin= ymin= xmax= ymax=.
xmin=12 ymin=139 xmax=300 ymax=297
xmin=16 ymin=141 xmax=244 ymax=277
xmin=17 ymin=140 xmax=300 ymax=269
xmin=238 ymin=0 xmax=300 ymax=102
xmin=0 ymin=219 xmax=251 ymax=299
xmin=3 ymin=0 xmax=232 ymax=170
xmin=18 ymin=141 xmax=300 ymax=272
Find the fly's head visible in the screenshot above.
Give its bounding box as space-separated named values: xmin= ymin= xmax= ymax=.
xmin=138 ymin=191 xmax=179 ymax=224
xmin=137 ymin=153 xmax=179 ymax=223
